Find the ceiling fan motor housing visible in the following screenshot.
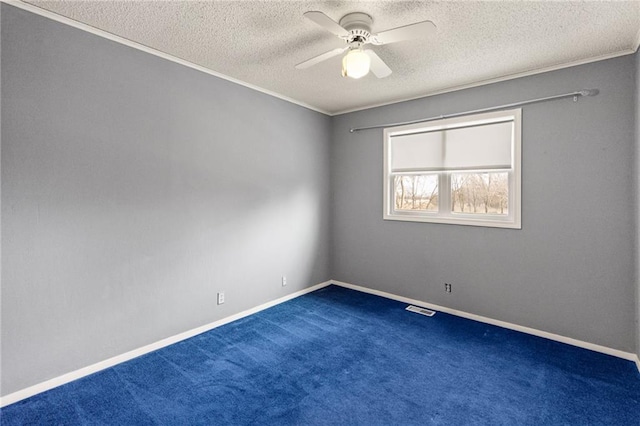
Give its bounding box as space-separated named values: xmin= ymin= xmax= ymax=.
xmin=339 ymin=12 xmax=373 ymax=45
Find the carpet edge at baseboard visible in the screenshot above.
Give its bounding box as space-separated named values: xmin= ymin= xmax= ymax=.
xmin=330 ymin=280 xmax=639 ymax=369
xmin=3 ymin=278 xmax=637 ymax=407
xmin=0 ymin=280 xmax=333 ymax=407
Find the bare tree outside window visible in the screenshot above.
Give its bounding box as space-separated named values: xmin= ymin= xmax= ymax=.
xmin=394 ymin=175 xmax=438 ymax=211
xmin=451 ymin=172 xmax=508 ymax=215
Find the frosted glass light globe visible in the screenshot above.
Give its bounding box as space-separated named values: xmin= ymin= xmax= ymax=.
xmin=342 ymin=49 xmax=371 ymax=79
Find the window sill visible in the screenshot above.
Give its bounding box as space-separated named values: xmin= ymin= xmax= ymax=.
xmin=383 ymin=213 xmax=521 ymax=229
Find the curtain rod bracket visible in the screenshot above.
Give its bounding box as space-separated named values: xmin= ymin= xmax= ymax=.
xmin=580 ymin=89 xmax=599 ymax=97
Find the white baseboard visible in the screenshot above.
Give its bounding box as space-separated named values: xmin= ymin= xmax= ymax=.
xmin=331 ymin=280 xmax=640 ymax=367
xmin=0 ymin=280 xmax=332 ymax=407
xmin=3 ymin=279 xmax=638 ymax=407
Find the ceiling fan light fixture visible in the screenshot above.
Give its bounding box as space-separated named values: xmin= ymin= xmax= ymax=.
xmin=299 ymin=11 xmax=435 ymax=79
xmin=342 ymin=48 xmax=370 ymax=79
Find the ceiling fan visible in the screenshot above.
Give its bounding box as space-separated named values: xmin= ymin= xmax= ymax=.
xmin=296 ymin=11 xmax=436 ymax=79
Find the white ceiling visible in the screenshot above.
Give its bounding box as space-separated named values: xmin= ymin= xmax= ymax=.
xmin=21 ymin=0 xmax=640 ymax=115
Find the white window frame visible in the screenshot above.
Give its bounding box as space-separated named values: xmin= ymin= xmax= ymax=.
xmin=383 ymin=108 xmax=522 ymax=229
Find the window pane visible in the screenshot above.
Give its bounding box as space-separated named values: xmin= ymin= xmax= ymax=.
xmin=451 ymin=172 xmax=509 ymax=215
xmin=394 ymin=175 xmax=438 ymax=211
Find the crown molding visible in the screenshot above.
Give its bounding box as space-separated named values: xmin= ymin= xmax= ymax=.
xmin=1 ymin=0 xmax=332 ymax=116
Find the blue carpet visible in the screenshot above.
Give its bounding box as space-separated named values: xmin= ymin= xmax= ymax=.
xmin=2 ymin=285 xmax=639 ymax=425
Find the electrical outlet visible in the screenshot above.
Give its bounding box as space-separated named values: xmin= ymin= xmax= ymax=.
xmin=444 ymin=283 xmax=452 ymax=293
xmin=217 ymin=292 xmax=225 ymax=305
xmin=282 ymin=276 xmax=287 ymax=286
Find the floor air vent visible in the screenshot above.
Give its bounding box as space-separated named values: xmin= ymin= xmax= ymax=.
xmin=406 ymin=305 xmax=436 ymax=317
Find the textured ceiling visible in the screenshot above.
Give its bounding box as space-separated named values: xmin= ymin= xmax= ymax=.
xmin=21 ymin=0 xmax=640 ymax=115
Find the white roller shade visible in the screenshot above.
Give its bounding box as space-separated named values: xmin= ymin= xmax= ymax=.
xmin=390 ymin=131 xmax=443 ymax=171
xmin=390 ymin=120 xmax=513 ymax=172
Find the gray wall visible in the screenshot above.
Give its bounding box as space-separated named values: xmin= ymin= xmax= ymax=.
xmin=1 ymin=4 xmax=331 ymax=396
xmin=331 ymin=55 xmax=637 ymax=352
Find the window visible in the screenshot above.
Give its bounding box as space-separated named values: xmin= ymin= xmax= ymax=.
xmin=383 ymin=109 xmax=521 ymax=229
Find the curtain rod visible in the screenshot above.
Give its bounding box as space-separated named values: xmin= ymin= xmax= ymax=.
xmin=349 ymin=89 xmax=599 ymax=133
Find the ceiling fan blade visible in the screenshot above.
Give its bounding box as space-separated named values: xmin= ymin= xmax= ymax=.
xmin=304 ymin=11 xmax=349 ymax=37
xmin=295 ymin=47 xmax=349 ymax=69
xmin=372 ymin=20 xmax=436 ymax=45
xmin=366 ymin=50 xmax=392 ymax=78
